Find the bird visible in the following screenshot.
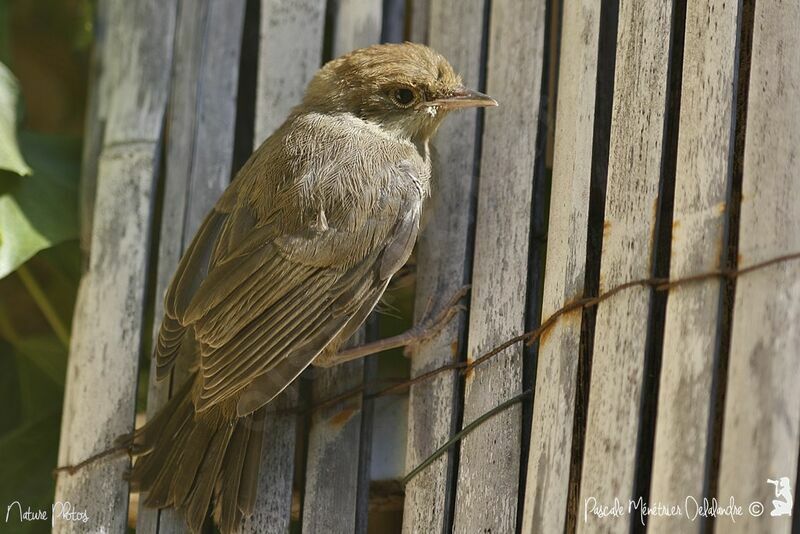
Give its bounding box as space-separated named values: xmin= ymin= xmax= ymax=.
xmin=121 ymin=42 xmax=497 ymax=533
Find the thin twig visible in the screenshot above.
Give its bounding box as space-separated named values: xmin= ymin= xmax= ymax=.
xmin=402 ymin=389 xmax=534 ymax=486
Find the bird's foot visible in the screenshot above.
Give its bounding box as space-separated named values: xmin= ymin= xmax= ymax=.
xmin=313 ymin=285 xmax=469 ymax=367
xmin=404 ymin=284 xmax=470 ymax=353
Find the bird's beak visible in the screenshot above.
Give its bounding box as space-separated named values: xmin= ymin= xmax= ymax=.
xmin=426 ymin=86 xmax=498 ymax=110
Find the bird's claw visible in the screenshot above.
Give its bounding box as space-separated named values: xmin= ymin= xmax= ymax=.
xmin=411 ymin=285 xmax=470 ymax=346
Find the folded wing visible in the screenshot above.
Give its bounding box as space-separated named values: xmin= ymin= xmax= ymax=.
xmin=154 ymin=161 xmax=422 ymax=415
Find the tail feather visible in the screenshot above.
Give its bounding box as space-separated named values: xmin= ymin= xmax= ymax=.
xmin=122 ymin=382 xmax=194 ymax=504
xmin=214 ymin=422 xmax=250 ymax=533
xmin=169 ymin=417 xmax=217 ymax=507
xmin=182 ymin=422 xmax=235 ymax=533
xmin=123 ymin=374 xmax=266 ymax=534
xmin=237 ymin=408 xmax=266 ymax=516
xmin=125 ymin=377 xmax=194 ymax=456
xmin=141 ymin=410 xmax=196 ymax=508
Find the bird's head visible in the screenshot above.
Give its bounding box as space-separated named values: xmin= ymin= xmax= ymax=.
xmin=301 ymin=42 xmax=497 ymax=141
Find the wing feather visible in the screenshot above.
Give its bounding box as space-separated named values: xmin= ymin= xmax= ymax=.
xmin=167 ymin=211 xmax=227 ymax=318
xmin=193 ymin=249 xmax=317 ymax=348
xmin=201 ymin=275 xmax=332 ymax=383
xmin=196 ymin=247 xmax=383 ymax=410
xmin=154 ymin=145 xmax=425 ymax=414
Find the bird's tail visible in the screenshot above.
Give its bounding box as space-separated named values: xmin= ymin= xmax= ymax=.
xmin=119 ymin=376 xmax=265 ymax=533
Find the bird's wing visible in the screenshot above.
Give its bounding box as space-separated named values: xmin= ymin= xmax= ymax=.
xmin=154 ymin=158 xmax=423 ymax=415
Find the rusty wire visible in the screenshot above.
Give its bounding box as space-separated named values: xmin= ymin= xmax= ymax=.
xmin=54 ymin=250 xmax=800 ymax=481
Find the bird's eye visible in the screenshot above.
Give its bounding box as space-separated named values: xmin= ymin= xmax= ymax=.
xmin=392 ymin=87 xmax=417 ymax=107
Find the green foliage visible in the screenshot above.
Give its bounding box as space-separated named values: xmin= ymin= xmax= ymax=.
xmin=0 ymin=62 xmax=31 ymax=175
xmin=0 ymin=131 xmax=80 ymax=279
xmin=0 ymin=411 xmax=61 ymax=534
xmin=14 ymin=335 xmax=68 ymax=388
xmin=0 ymin=45 xmax=82 ymax=532
xmin=0 ymin=306 xmax=66 ymax=534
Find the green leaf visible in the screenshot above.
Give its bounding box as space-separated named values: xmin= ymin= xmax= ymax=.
xmin=0 ymin=342 xmax=22 ymax=436
xmin=14 ymin=335 xmax=67 ymax=390
xmin=0 ymin=345 xmax=63 ymax=534
xmin=0 ymin=411 xmax=60 ymax=534
xmin=0 ymin=132 xmax=80 ymax=279
xmin=14 ymin=353 xmax=62 ymax=426
xmin=0 ymin=62 xmax=31 ymax=175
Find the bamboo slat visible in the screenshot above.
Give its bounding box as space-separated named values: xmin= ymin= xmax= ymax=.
xmin=716 ymin=2 xmax=800 ymax=532
xmin=254 ymin=0 xmax=326 ymax=146
xmin=407 ymin=0 xmax=429 ymax=44
xmin=521 ymin=0 xmax=603 ymax=531
xmin=576 ymin=1 xmax=674 ymax=532
xmin=54 ymin=1 xmax=178 ymax=531
xmin=401 ymin=0 xmax=486 ymax=531
xmin=78 ymin=0 xmax=110 ymax=258
xmin=451 ymin=1 xmax=546 ymax=532
xmin=648 ymin=0 xmax=741 ymax=531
